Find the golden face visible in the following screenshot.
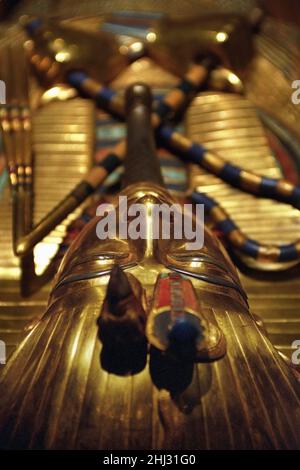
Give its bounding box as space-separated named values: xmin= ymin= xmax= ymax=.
xmin=48 ymin=181 xmax=244 ymax=368
xmin=53 ymin=182 xmax=245 ymax=302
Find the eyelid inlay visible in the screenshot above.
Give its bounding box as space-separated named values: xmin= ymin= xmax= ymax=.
xmin=53 ymin=261 xmax=138 ymax=290
xmin=166 ymin=252 xmax=230 ymax=272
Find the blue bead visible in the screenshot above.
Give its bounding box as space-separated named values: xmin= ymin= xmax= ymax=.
xmin=67 ymin=71 xmax=88 ymax=88
xmin=25 ymin=19 xmax=42 ymax=35
xmin=290 ymin=186 xmax=300 ymax=208
xmin=177 ymin=78 xmax=196 ymax=94
xmin=188 ymin=143 xmax=205 ymax=164
xmin=96 ymin=87 xmax=115 ymax=102
xmin=220 ymin=163 xmax=241 ymax=186
xmin=242 ymin=239 xmax=260 ymax=258
xmin=191 ymin=192 xmax=217 ymax=212
xmin=260 ymin=177 xmax=278 ymax=197
xmin=279 ymin=244 xmax=298 ymax=262
xmin=155 ymin=101 xmax=172 ymax=120
xmin=158 ymin=126 xmax=174 ymax=142
xmin=216 ymin=218 xmax=237 ymax=235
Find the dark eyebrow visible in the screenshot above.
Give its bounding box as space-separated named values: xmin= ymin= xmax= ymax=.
xmin=53 ymin=261 xmax=137 ymax=291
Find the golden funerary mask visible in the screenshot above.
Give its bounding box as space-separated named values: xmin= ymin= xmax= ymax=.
xmin=0 ymin=84 xmax=299 ymax=450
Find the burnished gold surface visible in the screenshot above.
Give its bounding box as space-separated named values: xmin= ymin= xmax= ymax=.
xmin=0 ymin=97 xmax=94 ymax=279
xmin=245 ymin=17 xmax=300 ymax=141
xmin=0 ymin=97 xmax=94 ymax=358
xmin=188 ymin=92 xmax=300 ymax=263
xmin=0 ymin=23 xmax=95 ymax=281
xmin=186 ymin=90 xmax=300 ymax=354
xmin=10 ymin=0 xmax=259 ymax=20
xmin=146 ymin=14 xmax=254 ymax=77
xmin=0 ymin=27 xmax=94 ymax=358
xmin=1 ymin=178 xmax=300 ymax=449
xmin=0 ymin=0 xmax=300 ymax=451
xmin=23 ymin=17 xmax=128 ymax=84
xmin=54 ymin=182 xmax=244 ymax=297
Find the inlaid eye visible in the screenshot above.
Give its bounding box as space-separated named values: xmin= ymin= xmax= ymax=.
xmin=68 ymin=251 xmax=136 ymax=274
xmin=169 ymin=253 xmax=205 ymax=262
xmin=53 ymin=251 xmax=138 ymax=290
xmin=96 ymin=252 xmax=131 ymax=262
xmin=90 ymin=252 xmax=137 ymax=270
xmin=166 ymin=252 xmax=228 ymax=271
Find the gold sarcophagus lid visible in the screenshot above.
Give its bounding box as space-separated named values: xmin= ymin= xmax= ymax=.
xmin=0 ymin=1 xmax=300 ymax=452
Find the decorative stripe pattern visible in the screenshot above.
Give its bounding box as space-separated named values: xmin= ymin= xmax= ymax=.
xmin=192 ymin=191 xmax=300 ymax=263
xmin=66 ymin=70 xmax=300 ymax=265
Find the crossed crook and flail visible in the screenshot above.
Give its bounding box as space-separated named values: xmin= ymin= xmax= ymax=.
xmin=7 ymin=17 xmax=300 ymax=272
xmin=64 ymin=65 xmax=300 ymax=268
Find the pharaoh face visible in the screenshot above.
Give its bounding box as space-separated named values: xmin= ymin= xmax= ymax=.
xmin=53 ymin=182 xmax=246 ymax=303
xmin=50 ymin=181 xmax=247 ymax=367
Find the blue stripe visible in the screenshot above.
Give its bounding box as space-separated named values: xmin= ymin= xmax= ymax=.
xmin=241 ymin=239 xmax=260 ymax=258
xmin=259 ymin=177 xmax=278 ymax=198
xmin=165 ymin=183 xmax=187 ymax=191
xmin=155 ymin=101 xmax=172 ymax=120
xmin=25 ymin=18 xmax=42 ymax=35
xmin=187 ymin=143 xmax=205 ymax=164
xmin=96 ymin=87 xmax=115 ymax=104
xmin=158 ymin=126 xmax=174 ymax=142
xmin=99 ymin=153 xmax=121 ymax=173
xmin=67 ymin=71 xmax=88 ymax=88
xmin=290 ymin=186 xmax=300 ymax=208
xmin=279 ymin=244 xmax=298 ymax=262
xmin=177 ymin=79 xmax=196 ymax=94
xmin=191 ymin=192 xmax=217 ymax=212
xmin=220 ymin=163 xmax=241 ymax=186
xmin=216 ymin=218 xmax=237 ymax=235
xmin=153 ymin=93 xmax=165 ymax=101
